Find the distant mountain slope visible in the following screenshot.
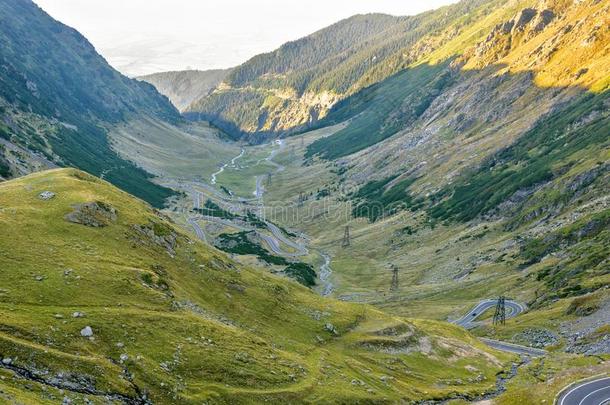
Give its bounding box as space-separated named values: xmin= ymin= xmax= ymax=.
xmin=0 ymin=168 xmax=511 ymax=404
xmin=306 ymin=0 xmax=609 ymax=159
xmin=299 ymin=0 xmax=609 ymax=234
xmin=138 ymin=69 xmax=231 ymax=111
xmin=0 ymin=0 xmax=181 ymax=207
xmin=184 ymin=0 xmax=498 ymax=139
xmin=184 ymin=0 xmax=608 ymax=149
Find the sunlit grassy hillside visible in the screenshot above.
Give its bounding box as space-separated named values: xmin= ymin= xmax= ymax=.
xmin=0 ymin=169 xmax=514 ymax=404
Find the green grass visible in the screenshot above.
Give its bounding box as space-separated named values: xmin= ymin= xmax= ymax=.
xmin=0 ymin=168 xmax=513 ymax=403
xmin=215 ymin=148 xmax=276 ymax=198
xmin=428 ymin=92 xmax=610 ymax=222
xmin=494 ymin=353 xmax=609 ymax=405
xmin=109 ymin=117 xmax=241 ymax=181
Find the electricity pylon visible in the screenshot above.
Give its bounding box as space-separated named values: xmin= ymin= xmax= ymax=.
xmin=341 ymin=225 xmax=350 ymax=247
xmin=493 ymin=296 xmax=506 ymax=325
xmin=390 ymin=264 xmax=399 ymax=291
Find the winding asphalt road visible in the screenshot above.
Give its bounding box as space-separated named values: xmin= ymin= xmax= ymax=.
xmin=556 ymin=376 xmax=610 ymax=405
xmin=169 ymin=139 xmax=334 ymax=294
xmin=451 ymin=299 xmax=549 ymax=357
xmin=479 ymin=338 xmax=547 ymax=357
xmin=453 ymin=298 xmax=526 ymax=329
xmin=187 ymin=217 xmax=207 ymax=242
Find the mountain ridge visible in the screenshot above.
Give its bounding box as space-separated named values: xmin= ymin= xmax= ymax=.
xmin=182 ymin=0 xmax=501 ymax=139
xmin=0 ymin=0 xmax=181 ymax=207
xmin=138 ymin=69 xmax=232 ymax=112
xmin=0 ymin=1 xmax=608 ymax=403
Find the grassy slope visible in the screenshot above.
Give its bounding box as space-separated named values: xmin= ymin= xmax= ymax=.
xmin=306 ymin=61 xmax=454 ymax=159
xmin=307 ymin=0 xmax=609 ymax=159
xmin=262 ymin=97 xmax=609 ymax=327
xmin=214 ymin=145 xmax=276 ymax=198
xmin=109 ymin=117 xmax=241 ymax=181
xmin=260 ymin=115 xmax=610 ymax=403
xmin=0 ymin=169 xmax=515 ymax=404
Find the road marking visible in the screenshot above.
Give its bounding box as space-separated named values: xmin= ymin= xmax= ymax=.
xmin=559 ymin=377 xmax=610 ymax=405
xmin=578 ymin=385 xmax=610 ymax=405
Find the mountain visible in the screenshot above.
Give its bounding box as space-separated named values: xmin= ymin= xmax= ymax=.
xmin=0 ymin=168 xmax=511 ymax=404
xmin=183 ymin=0 xmax=609 ymax=148
xmin=183 ymin=0 xmax=501 ymax=139
xmin=227 ymin=0 xmax=609 ymax=386
xmin=0 ymin=0 xmax=608 ymax=402
xmin=138 ymin=69 xmax=231 ymax=112
xmin=0 ymin=0 xmax=181 ymax=207
xmin=306 ymin=0 xmax=609 ymax=160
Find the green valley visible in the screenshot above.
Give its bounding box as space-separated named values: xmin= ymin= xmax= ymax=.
xmin=0 ymin=0 xmax=608 ymax=403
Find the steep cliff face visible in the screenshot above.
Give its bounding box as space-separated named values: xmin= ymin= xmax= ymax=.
xmin=0 ymin=0 xmax=181 ymax=206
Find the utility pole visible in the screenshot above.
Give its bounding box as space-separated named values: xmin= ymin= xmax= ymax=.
xmin=493 ymin=296 xmax=506 ymax=326
xmin=341 ymin=225 xmax=350 ymax=247
xmin=266 ymin=172 xmax=272 ymax=186
xmin=298 ymin=191 xmax=305 ymax=207
xmin=390 ymin=264 xmax=399 ymax=291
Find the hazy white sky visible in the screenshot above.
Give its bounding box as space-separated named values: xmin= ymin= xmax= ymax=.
xmin=34 ymin=0 xmax=458 ymax=77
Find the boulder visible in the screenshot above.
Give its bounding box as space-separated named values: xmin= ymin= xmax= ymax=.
xmin=80 ymin=326 xmax=93 ymax=337
xmin=38 ymin=191 xmax=55 ymax=200
xmin=65 ymin=201 xmax=117 ymax=227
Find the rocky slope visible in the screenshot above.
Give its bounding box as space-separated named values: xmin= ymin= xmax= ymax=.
xmin=307 ymin=0 xmax=609 ymax=160
xmin=0 ymin=0 xmax=181 ymax=207
xmin=138 ymin=69 xmax=231 ymax=112
xmin=0 ymin=168 xmax=512 ymax=404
